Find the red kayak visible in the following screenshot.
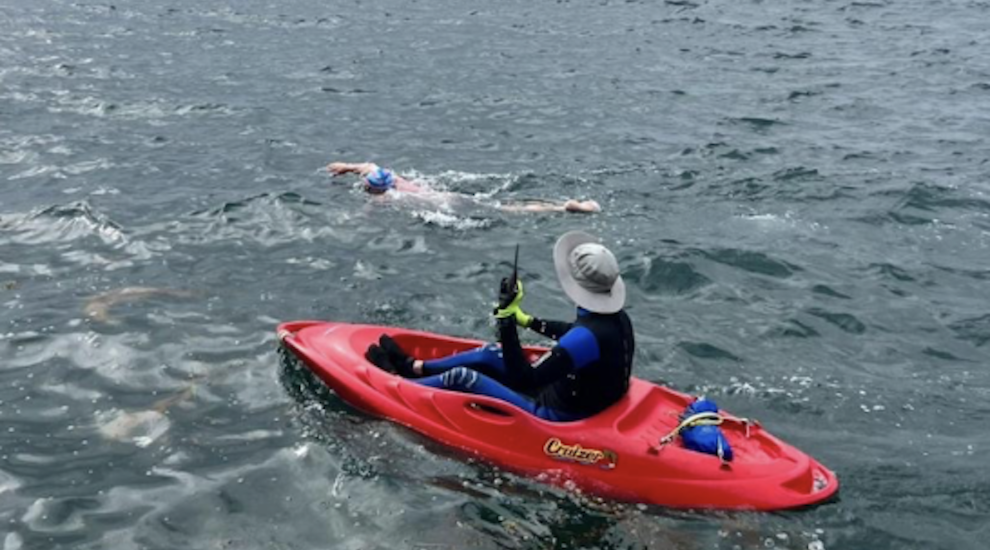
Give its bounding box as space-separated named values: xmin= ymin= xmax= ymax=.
xmin=278 ymin=321 xmax=839 ymax=510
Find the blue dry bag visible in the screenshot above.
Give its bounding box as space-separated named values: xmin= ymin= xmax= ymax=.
xmin=679 ymin=398 xmax=733 ymax=462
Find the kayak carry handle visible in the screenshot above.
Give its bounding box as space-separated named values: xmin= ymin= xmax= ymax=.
xmin=469 ymin=402 xmax=513 ymax=417
xmin=277 ymin=321 xmax=324 ymax=343
xmin=466 ymin=401 xmax=517 ymax=423
xmin=277 ymin=321 xmax=326 ymax=360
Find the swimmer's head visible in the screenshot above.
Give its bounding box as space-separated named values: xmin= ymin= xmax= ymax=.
xmin=364 ymin=168 xmax=395 ymax=194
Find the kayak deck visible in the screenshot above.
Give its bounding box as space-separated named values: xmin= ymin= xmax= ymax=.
xmin=279 ymin=320 xmax=838 ymax=510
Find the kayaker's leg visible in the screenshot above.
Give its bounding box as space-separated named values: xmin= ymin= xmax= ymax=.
xmin=376 ymin=336 xmax=516 ymax=383
xmin=416 ymin=367 xmax=577 ymax=421
xmin=375 ymin=335 xmax=505 ymax=379
xmin=416 ymin=367 xmax=538 ymax=412
xmin=421 ymin=344 xmax=508 ymax=379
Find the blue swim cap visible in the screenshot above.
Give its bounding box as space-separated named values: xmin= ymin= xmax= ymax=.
xmin=365 ymin=168 xmax=395 ymax=193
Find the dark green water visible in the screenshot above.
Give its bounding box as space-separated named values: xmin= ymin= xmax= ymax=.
xmin=2 ymin=0 xmax=989 ymax=548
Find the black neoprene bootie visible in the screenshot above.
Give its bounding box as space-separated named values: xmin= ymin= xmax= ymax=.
xmin=379 ymin=335 xmax=416 ymax=375
xmin=365 ymin=344 xmax=397 ymax=373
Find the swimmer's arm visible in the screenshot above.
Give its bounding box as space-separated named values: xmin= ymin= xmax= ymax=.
xmin=498 ymin=200 xmax=601 ymax=214
xmin=327 ymin=162 xmax=378 ymax=177
xmin=497 ymin=202 xmax=567 ymax=213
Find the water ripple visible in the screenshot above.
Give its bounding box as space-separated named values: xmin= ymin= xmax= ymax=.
xmin=0 ymin=201 xmax=125 ymax=246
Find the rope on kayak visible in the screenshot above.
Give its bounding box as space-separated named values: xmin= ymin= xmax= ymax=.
xmin=737 ymin=416 xmax=759 ymax=439
xmin=650 ymin=412 xmax=761 ymax=466
xmin=657 ymin=411 xmax=723 ymax=446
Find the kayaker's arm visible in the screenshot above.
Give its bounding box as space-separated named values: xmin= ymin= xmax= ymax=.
xmin=498 ymin=318 xmax=598 ymax=390
xmin=526 ymin=317 xmax=573 ymax=341
xmin=492 ymin=281 xmax=572 ymax=340
xmin=497 ymin=318 xmax=567 ymax=390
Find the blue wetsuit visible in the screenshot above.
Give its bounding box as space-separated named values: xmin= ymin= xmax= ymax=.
xmin=415 ymin=308 xmax=635 ymax=421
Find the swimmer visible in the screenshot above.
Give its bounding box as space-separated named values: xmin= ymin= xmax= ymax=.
xmin=327 ymin=162 xmax=601 ymax=214
xmin=84 ymin=287 xmax=195 ymax=324
xmin=96 ymin=385 xmax=195 ymax=447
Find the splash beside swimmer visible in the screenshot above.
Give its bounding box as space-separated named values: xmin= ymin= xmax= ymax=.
xmin=327 ymin=162 xmax=601 ymax=214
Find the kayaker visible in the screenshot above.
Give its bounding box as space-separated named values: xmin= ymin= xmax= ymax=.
xmin=327 ymin=161 xmax=602 ymax=214
xmin=366 ymin=231 xmax=634 ymax=421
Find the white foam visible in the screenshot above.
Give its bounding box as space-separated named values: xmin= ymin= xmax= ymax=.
xmin=0 ymin=468 xmax=21 ymax=496
xmin=3 ymin=531 xmax=23 ymax=550
xmin=411 ymin=209 xmax=492 ymax=230
xmin=96 ymin=409 xmax=171 ymax=447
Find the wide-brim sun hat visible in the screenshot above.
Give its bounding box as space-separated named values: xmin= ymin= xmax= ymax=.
xmin=553 ymin=230 xmax=625 ymax=314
